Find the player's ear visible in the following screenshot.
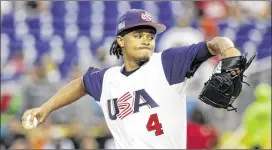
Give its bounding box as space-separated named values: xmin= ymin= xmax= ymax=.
xmin=116 ymin=36 xmax=124 ymax=48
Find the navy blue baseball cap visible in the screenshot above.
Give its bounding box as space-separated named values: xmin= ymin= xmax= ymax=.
xmin=116 ymin=9 xmax=166 ymax=35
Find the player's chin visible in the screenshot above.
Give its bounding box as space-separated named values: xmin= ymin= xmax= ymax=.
xmin=138 ymin=50 xmax=152 ymax=57
xmin=136 ymin=54 xmax=151 ymax=65
xmin=136 ymin=56 xmax=150 ymax=66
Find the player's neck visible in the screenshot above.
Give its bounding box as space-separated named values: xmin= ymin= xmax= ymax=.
xmin=123 ymin=59 xmax=140 ymax=72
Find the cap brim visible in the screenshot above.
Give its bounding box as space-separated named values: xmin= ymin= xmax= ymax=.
xmin=123 ymin=22 xmax=167 ymax=34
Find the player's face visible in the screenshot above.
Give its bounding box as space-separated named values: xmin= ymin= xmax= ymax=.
xmin=119 ymin=29 xmax=156 ymax=64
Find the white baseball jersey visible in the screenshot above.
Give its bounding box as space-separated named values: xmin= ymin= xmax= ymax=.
xmin=83 ymin=41 xmax=212 ymax=149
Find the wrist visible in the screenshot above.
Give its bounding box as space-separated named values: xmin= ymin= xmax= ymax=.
xmin=220 ymin=47 xmax=241 ymax=59
xmin=41 ymin=103 xmax=51 ymax=116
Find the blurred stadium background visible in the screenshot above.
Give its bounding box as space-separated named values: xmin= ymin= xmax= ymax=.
xmin=1 ymin=1 xmax=271 ymax=149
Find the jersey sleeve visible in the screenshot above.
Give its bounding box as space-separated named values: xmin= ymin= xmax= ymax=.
xmin=83 ymin=67 xmax=109 ymax=101
xmin=161 ymin=41 xmax=213 ymax=85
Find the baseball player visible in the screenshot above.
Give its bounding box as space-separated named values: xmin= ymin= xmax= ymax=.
xmin=22 ymin=9 xmax=256 ymax=149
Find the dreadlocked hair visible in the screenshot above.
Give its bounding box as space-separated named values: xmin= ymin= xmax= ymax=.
xmin=110 ymin=25 xmax=156 ymax=59
xmin=110 ymin=39 xmax=122 ymax=59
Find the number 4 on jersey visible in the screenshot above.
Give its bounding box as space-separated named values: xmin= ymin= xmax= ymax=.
xmin=146 ymin=113 xmax=164 ymax=136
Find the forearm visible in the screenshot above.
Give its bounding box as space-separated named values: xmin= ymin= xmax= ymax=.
xmin=41 ymin=77 xmax=87 ymax=115
xmin=207 ymin=37 xmax=241 ymax=59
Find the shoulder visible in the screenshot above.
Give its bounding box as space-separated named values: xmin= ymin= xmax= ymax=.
xmin=84 ymin=67 xmax=109 ymax=79
xmin=104 ymin=66 xmax=122 ymax=74
xmin=86 ymin=66 xmax=121 ymax=74
xmin=141 ymin=53 xmax=163 ymax=67
xmin=83 ymin=66 xmax=120 ymax=101
xmin=102 ymin=66 xmax=123 ymax=80
xmin=150 ymin=52 xmax=163 ymax=61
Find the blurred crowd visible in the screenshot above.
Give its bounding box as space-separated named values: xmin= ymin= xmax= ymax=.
xmin=1 ymin=1 xmax=271 ymax=149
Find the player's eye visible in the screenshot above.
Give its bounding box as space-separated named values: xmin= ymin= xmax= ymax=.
xmin=134 ymin=34 xmax=142 ymax=39
xmin=148 ymin=35 xmax=155 ymax=40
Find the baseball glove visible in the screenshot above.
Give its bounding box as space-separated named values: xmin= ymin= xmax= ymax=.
xmin=199 ymin=52 xmax=257 ymax=112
